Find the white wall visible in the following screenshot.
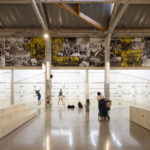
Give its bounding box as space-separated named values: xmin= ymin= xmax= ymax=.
xmin=0 ymin=69 xmax=150 ymax=107
xmin=51 ymin=70 xmax=86 ymax=104
xmin=0 ymin=70 xmax=11 ymax=106
xmin=14 ymin=70 xmax=45 ymax=104
xmin=110 ymin=70 xmax=150 ymax=82
xmin=88 ymin=70 xmax=150 ymax=105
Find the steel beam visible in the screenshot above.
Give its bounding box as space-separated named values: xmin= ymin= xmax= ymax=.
xmin=37 ymin=0 xmax=48 ymax=28
xmin=85 ymin=70 xmax=89 ymax=100
xmin=41 ymin=0 xmax=150 ymax=4
xmin=45 ymin=35 xmax=52 ymax=107
xmin=31 ymin=0 xmax=48 ymax=31
xmin=11 ymin=69 xmax=14 ymax=105
xmin=108 ymin=0 xmax=129 ymax=34
xmin=104 ymin=33 xmax=111 ymax=99
xmin=108 ymin=0 xmax=120 ymax=32
xmin=2 ymin=27 xmax=150 ymax=37
xmin=0 ymin=0 xmax=150 ymax=4
xmin=2 ymin=27 xmax=150 ymax=33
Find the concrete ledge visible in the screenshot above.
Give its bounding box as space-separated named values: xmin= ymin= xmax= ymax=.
xmin=0 ymin=104 xmax=25 ymax=116
xmin=0 ymin=104 xmax=37 ymax=139
xmin=130 ymin=106 xmax=150 ymax=130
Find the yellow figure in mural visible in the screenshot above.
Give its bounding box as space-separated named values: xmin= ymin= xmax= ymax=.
xmin=121 ymin=37 xmax=132 ymax=50
xmin=121 ymin=38 xmax=132 ymax=44
xmin=114 ymin=49 xmax=121 ymax=57
xmin=24 ymin=37 xmax=45 ymax=59
xmin=120 ymin=50 xmax=142 ymax=67
xmin=52 ymin=37 xmax=79 ymax=66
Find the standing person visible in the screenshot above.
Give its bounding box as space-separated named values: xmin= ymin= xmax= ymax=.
xmin=97 ymin=92 xmax=103 ymax=110
xmin=97 ymin=92 xmax=106 ymax=121
xmin=86 ymin=99 xmax=90 ymax=119
xmin=58 ymin=89 xmax=63 ymax=105
xmin=35 ymin=89 xmax=41 ymax=105
xmin=99 ymin=98 xmax=107 ymax=121
xmin=97 ymin=92 xmax=103 ymax=102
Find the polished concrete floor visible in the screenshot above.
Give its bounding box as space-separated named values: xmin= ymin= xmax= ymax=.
xmin=0 ymin=105 xmax=150 ymax=150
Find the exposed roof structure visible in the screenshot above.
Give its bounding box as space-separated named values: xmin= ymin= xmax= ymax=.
xmin=0 ymin=0 xmax=150 ymax=37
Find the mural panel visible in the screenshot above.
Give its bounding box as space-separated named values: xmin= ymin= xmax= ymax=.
xmin=0 ymin=37 xmax=45 ymax=67
xmin=0 ymin=36 xmax=150 ymax=67
xmin=52 ymin=37 xmax=79 ymax=66
xmin=142 ymin=37 xmax=150 ymax=66
xmin=24 ymin=37 xmax=45 ymax=66
xmin=110 ymin=38 xmax=149 ymax=67
xmin=52 ymin=37 xmax=105 ymax=67
xmin=0 ymin=37 xmax=5 ymax=66
xmin=5 ymin=37 xmax=27 ymax=66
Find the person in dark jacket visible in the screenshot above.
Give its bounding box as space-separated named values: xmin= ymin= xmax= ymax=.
xmin=98 ymin=98 xmax=107 ymax=121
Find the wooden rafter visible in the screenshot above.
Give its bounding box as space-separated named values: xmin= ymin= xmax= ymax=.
xmin=77 ymin=4 xmax=80 ymax=14
xmin=55 ymin=3 xmax=106 ymax=32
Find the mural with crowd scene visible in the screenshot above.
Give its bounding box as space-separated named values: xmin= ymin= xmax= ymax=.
xmin=52 ymin=37 xmax=105 ymax=67
xmin=0 ymin=36 xmax=150 ymax=67
xmin=52 ymin=37 xmax=150 ymax=67
xmin=0 ymin=37 xmax=45 ymax=67
xmin=110 ymin=37 xmax=150 ymax=67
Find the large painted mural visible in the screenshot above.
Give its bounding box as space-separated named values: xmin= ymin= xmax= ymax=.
xmin=52 ymin=37 xmax=105 ymax=67
xmin=52 ymin=37 xmax=150 ymax=67
xmin=0 ymin=36 xmax=150 ymax=67
xmin=0 ymin=37 xmax=45 ymax=67
xmin=110 ymin=37 xmax=149 ymax=67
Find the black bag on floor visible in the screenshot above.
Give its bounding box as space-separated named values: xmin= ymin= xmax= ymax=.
xmin=67 ymin=105 xmax=75 ymax=109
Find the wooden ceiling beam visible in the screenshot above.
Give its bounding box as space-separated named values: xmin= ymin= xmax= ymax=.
xmin=55 ymin=3 xmax=106 ymax=32
xmin=77 ymin=4 xmax=80 ymax=14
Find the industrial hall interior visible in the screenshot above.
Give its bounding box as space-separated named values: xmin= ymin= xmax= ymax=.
xmin=1 ymin=0 xmax=150 ymax=150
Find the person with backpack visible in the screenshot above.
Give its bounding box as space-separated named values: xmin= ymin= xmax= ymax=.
xmin=35 ymin=89 xmax=41 ymax=105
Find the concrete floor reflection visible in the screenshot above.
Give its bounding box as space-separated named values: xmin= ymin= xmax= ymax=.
xmin=0 ymin=105 xmax=150 ymax=150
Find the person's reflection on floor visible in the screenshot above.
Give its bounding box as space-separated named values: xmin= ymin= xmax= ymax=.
xmin=78 ymin=108 xmax=83 ymax=114
xmin=58 ymin=106 xmax=63 ymax=120
xmin=97 ymin=122 xmax=111 ymax=149
xmin=37 ymin=108 xmax=41 ymax=115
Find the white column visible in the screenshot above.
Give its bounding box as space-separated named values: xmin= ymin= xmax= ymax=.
xmin=45 ymin=35 xmax=51 ymax=107
xmin=85 ymin=69 xmax=89 ymax=100
xmin=104 ymin=34 xmax=111 ymax=99
xmin=11 ymin=69 xmax=14 ymax=105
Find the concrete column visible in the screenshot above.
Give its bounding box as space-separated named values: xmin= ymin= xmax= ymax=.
xmin=11 ymin=69 xmax=14 ymax=105
xmin=45 ymin=35 xmax=51 ymax=107
xmin=104 ymin=34 xmax=111 ymax=99
xmin=85 ymin=69 xmax=89 ymax=100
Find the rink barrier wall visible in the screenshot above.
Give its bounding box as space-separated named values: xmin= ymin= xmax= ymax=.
xmin=0 ymin=103 xmax=37 ymax=139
